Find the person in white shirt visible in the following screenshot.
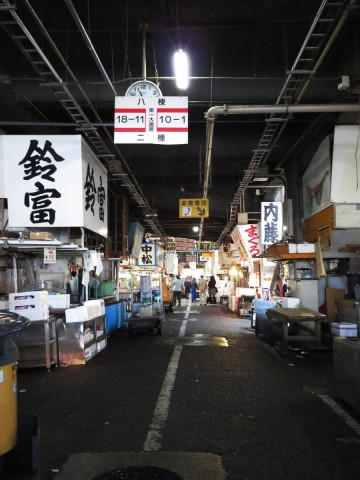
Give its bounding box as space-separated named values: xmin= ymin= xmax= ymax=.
xmin=172 ymin=275 xmax=183 ymax=306
xmin=198 ymin=275 xmax=208 ymax=305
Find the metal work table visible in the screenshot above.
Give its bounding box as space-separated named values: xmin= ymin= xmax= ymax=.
xmin=266 ymin=307 xmax=326 ymax=350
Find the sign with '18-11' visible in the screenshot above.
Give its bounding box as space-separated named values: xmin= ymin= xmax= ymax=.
xmin=114 ymin=96 xmax=188 ymax=145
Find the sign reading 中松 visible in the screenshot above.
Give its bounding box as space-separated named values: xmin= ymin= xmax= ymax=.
xmin=114 ymin=96 xmax=188 ymax=145
xmin=138 ymin=243 xmax=157 ymax=267
xmin=1 ymin=135 xmax=108 ymax=237
xmin=179 ymin=198 xmax=209 ymax=218
xmin=261 ymin=202 xmax=283 ymax=245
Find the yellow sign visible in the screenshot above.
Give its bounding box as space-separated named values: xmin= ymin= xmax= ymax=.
xmin=201 ymin=252 xmax=213 ymax=258
xmin=179 ymin=198 xmax=209 ymax=218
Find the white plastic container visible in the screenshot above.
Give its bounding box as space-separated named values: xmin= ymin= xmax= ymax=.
xmin=139 ymin=304 xmax=153 ymax=317
xmin=331 ymin=322 xmax=358 ymax=337
xmin=282 ymin=297 xmax=300 ymax=308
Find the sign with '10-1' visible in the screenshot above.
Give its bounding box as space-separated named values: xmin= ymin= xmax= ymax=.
xmin=114 ymin=96 xmax=188 ymax=145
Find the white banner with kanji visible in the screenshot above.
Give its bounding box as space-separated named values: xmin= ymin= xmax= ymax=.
xmin=0 ymin=135 xmax=107 ymax=236
xmin=261 ymin=202 xmax=283 ymax=245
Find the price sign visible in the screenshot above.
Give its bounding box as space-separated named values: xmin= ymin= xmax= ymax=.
xmin=114 ymin=97 xmax=188 ymax=145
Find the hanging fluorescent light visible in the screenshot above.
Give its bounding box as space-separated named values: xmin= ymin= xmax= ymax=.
xmin=193 ymin=226 xmax=199 ymax=232
xmin=174 ymin=49 xmax=189 ymax=89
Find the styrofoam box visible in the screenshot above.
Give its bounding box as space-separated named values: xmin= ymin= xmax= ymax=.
xmin=282 ymin=297 xmax=300 ymax=308
xmin=65 ymin=306 xmax=88 ymax=323
xmin=0 ymin=300 xmax=9 ymax=310
xmin=9 ymin=308 xmax=49 ymax=321
xmin=9 ymin=291 xmax=48 ymax=302
xmin=139 ymin=304 xmax=153 ymax=317
xmin=331 ymin=322 xmax=358 ymax=337
xmin=288 ymin=243 xmax=297 ymax=254
xmin=9 ymin=301 xmax=48 ymax=312
xmin=297 ymin=243 xmax=316 ymax=253
xmin=97 ymin=339 xmax=107 ymax=352
xmin=48 ymin=294 xmax=70 ymax=309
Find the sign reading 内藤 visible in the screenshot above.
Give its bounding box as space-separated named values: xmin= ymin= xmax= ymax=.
xmin=0 ymin=135 xmax=108 ymax=236
xmin=114 ymin=96 xmax=188 ymax=145
xmin=261 ymin=202 xmax=283 ymax=245
xmin=179 ymin=198 xmax=209 ymax=218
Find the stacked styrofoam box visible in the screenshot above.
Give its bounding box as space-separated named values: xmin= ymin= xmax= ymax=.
xmin=84 ymin=299 xmax=105 ymax=319
xmin=282 ymin=297 xmax=300 ymax=308
xmin=331 ymin=322 xmax=358 ymax=337
xmin=9 ymin=291 xmax=49 ymax=321
xmin=139 ymin=304 xmax=153 ymax=317
xmin=65 ymin=306 xmax=88 ymax=323
xmin=48 ymin=294 xmax=70 ymax=309
xmin=297 ymin=243 xmax=316 ymax=253
xmin=97 ymin=339 xmax=106 ymax=352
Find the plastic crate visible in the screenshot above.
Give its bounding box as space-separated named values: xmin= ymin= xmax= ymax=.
xmin=105 ymin=304 xmax=118 ymax=334
xmin=97 ymin=281 xmax=115 ymax=297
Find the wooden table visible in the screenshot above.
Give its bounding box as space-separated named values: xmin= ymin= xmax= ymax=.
xmin=266 ymin=307 xmax=326 ymax=350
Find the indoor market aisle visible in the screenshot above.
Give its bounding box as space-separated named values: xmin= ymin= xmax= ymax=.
xmin=12 ymin=302 xmax=360 ymax=480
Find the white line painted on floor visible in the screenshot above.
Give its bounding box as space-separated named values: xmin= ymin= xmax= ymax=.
xmin=318 ymin=394 xmax=360 ymax=435
xmin=143 ymin=302 xmax=191 ymax=452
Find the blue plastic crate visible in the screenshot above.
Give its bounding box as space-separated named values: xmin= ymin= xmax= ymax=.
xmin=105 ymin=304 xmax=118 ymax=334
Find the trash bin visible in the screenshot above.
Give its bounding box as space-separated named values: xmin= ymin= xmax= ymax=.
xmin=0 ymin=312 xmax=30 ymax=456
xmin=252 ymin=299 xmax=276 ymax=344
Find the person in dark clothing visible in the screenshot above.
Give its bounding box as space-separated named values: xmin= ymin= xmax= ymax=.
xmin=208 ymin=275 xmax=217 ymax=304
xmin=184 ymin=278 xmax=191 ymax=299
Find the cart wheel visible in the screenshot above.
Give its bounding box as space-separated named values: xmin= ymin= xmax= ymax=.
xmin=157 ymin=326 xmax=162 ymax=335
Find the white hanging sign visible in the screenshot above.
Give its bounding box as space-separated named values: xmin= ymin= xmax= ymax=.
xmin=44 ymin=247 xmax=56 ymax=264
xmin=138 ymin=242 xmax=157 ymax=267
xmin=261 ymin=202 xmax=283 ymax=245
xmin=114 ymin=96 xmax=188 ymax=145
xmin=238 ymin=224 xmax=261 ymax=257
xmin=1 ymin=135 xmax=108 ymax=236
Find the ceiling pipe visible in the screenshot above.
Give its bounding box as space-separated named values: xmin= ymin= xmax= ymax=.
xmin=64 ymin=0 xmax=118 ymax=97
xmin=199 ymin=102 xmax=360 ymax=244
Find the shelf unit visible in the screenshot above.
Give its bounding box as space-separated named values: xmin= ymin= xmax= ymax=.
xmin=16 ymin=317 xmax=57 ymax=371
xmin=57 ymin=314 xmax=107 ymax=365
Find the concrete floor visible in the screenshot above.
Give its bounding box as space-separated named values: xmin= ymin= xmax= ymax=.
xmin=7 ymin=301 xmax=360 ymax=479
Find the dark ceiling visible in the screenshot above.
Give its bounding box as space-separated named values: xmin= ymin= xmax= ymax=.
xmin=0 ymin=0 xmax=359 ymax=246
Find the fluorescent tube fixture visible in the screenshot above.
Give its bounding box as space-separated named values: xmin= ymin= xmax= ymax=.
xmin=174 ymin=49 xmax=189 ymax=89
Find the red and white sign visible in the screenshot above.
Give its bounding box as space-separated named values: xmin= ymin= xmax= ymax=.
xmin=238 ymin=224 xmax=261 ymax=257
xmin=114 ymin=97 xmax=188 ymax=145
xmin=175 ymin=237 xmax=195 ymax=252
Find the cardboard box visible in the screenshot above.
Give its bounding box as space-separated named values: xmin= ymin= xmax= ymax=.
xmin=282 ymin=297 xmax=300 ymax=308
xmin=29 ymin=231 xmax=53 ymax=241
xmin=331 ymin=322 xmax=358 ymax=337
xmin=297 ymin=243 xmax=316 ymax=253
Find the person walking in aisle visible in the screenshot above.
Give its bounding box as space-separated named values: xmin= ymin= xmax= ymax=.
xmin=190 ymin=278 xmax=198 ymax=302
xmin=198 ymin=275 xmax=208 ymax=305
xmin=172 ymin=275 xmax=183 ymax=306
xmin=208 ymin=275 xmax=217 ymax=304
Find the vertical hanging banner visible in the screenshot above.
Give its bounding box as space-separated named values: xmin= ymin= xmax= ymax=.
xmin=114 ymin=96 xmax=188 ymax=145
xmin=238 ymin=224 xmax=261 ymax=257
xmin=138 ymin=243 xmax=157 ymax=267
xmin=261 ymin=202 xmax=283 ymax=245
xmin=1 ymin=135 xmax=108 ymax=236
